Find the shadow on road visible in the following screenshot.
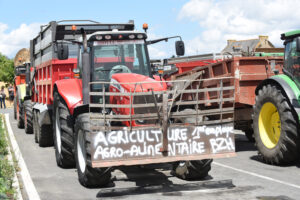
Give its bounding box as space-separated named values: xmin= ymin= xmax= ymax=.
xmin=235 ymin=134 xmax=257 ymax=152
xmin=96 ymin=164 xmax=234 ymax=198
xmin=250 ymin=155 xmax=298 ymax=168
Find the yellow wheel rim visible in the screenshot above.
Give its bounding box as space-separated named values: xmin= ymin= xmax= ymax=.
xmin=258 ymin=102 xmax=281 ymax=149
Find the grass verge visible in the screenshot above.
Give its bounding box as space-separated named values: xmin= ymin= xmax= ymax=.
xmin=0 ymin=116 xmax=15 ymax=199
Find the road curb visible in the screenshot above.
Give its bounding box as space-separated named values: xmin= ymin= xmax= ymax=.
xmin=4 ymin=113 xmax=41 ymax=200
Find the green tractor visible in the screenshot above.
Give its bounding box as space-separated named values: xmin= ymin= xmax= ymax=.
xmin=253 ymin=30 xmax=300 ymax=164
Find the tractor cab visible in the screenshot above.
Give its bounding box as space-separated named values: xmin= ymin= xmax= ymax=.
xmin=89 ymin=31 xmax=151 ymax=82
xmin=281 ymin=30 xmax=300 ymax=86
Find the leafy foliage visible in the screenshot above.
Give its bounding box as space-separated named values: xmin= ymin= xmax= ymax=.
xmin=0 ymin=117 xmax=15 ymax=199
xmin=0 ymin=53 xmax=14 ymax=84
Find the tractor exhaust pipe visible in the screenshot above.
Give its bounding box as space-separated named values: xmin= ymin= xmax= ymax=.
xmin=81 ymin=29 xmax=90 ymax=105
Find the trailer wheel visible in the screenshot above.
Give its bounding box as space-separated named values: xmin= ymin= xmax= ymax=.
xmin=33 ymin=110 xmax=38 ymax=143
xmin=36 ymin=111 xmax=53 ymax=147
xmin=13 ymin=98 xmax=17 ymax=119
xmin=172 ymin=109 xmax=212 ymax=180
xmin=253 ymin=84 xmax=299 ymax=164
xmin=75 ymin=113 xmax=111 ymax=188
xmin=53 ymin=92 xmax=75 ymax=168
xmin=24 ymin=100 xmax=33 ymax=134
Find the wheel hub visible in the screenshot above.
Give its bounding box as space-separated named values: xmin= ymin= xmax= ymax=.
xmin=259 ymin=102 xmax=281 ymax=149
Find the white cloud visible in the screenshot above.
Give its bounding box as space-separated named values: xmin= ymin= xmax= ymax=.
xmin=179 ymin=0 xmax=300 ymax=55
xmin=148 ymin=45 xmax=168 ymax=58
xmin=0 ymin=23 xmax=42 ymax=58
xmin=146 ymin=29 xmax=169 ymax=59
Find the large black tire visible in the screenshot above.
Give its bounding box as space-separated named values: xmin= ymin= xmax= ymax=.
xmin=172 ymin=108 xmax=212 ymax=180
xmin=53 ymin=92 xmax=75 ymax=168
xmin=16 ymin=95 xmax=24 ymax=128
xmin=13 ymin=98 xmax=17 ymax=119
xmin=24 ymin=100 xmax=33 ymax=134
xmin=33 ymin=110 xmax=38 ymax=143
xmin=253 ymin=84 xmax=299 ymax=165
xmin=35 ymin=111 xmax=53 ymax=147
xmin=75 ymin=113 xmax=111 ymax=188
xmin=173 ymin=159 xmax=212 ymax=180
xmin=245 ymin=129 xmax=255 ymax=143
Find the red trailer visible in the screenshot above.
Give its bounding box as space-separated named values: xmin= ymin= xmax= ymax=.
xmin=171 ymin=56 xmax=284 ymax=140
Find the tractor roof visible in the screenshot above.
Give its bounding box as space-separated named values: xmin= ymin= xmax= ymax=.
xmin=281 ymin=30 xmax=300 ymax=40
xmin=87 ymin=30 xmax=147 ymax=41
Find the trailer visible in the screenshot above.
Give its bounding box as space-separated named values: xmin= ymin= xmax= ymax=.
xmin=25 ymin=20 xmax=236 ymax=188
xmin=170 ymin=56 xmax=284 ymax=141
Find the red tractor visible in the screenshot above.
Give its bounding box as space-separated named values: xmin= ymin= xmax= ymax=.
xmin=25 ymin=20 xmax=236 ymax=187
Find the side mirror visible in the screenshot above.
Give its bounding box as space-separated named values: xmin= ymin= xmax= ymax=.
xmin=296 ymin=37 xmax=300 ymax=52
xmin=57 ymin=43 xmax=69 ymax=60
xmin=175 ymin=40 xmax=185 ymax=56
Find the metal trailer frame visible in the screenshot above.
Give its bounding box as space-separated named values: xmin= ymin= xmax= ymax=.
xmin=88 ymin=76 xmax=236 ymax=168
xmin=170 ymin=56 xmax=284 ymax=133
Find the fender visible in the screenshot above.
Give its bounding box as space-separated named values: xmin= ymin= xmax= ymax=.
xmin=255 ymin=74 xmax=300 ymax=120
xmin=54 ymin=79 xmax=83 ymax=115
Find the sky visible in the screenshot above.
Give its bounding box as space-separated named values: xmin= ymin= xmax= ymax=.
xmin=0 ymin=0 xmax=299 ymax=59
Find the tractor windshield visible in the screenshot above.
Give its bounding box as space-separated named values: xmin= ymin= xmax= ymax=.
xmin=284 ymin=38 xmax=300 ymax=85
xmin=92 ymin=40 xmax=150 ymax=82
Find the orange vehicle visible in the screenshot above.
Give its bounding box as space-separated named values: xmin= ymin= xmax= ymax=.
xmin=13 ymin=48 xmax=30 ymax=128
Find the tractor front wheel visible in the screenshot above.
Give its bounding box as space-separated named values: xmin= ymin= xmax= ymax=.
xmin=253 ymin=84 xmax=299 ymax=164
xmin=173 ymin=159 xmax=212 ymax=180
xmin=75 ymin=113 xmax=111 ymax=188
xmin=172 ymin=108 xmax=212 ymax=180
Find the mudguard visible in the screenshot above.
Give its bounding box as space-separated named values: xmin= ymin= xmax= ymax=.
xmin=16 ymin=84 xmax=26 ymax=102
xmin=54 ymin=79 xmax=83 ymax=115
xmin=33 ymin=103 xmax=52 ymax=125
xmin=255 ymin=74 xmax=300 ymax=120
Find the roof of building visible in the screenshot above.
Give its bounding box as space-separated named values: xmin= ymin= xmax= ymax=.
xmin=221 ymin=36 xmax=274 ymax=54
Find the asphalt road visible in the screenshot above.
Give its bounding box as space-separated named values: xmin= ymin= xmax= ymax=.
xmin=3 ymin=108 xmax=300 ymax=200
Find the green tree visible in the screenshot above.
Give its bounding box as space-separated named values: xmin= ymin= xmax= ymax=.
xmin=0 ymin=53 xmax=14 ymax=84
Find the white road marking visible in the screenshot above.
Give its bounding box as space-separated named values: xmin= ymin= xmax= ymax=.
xmin=5 ymin=114 xmax=41 ymax=200
xmin=213 ymin=161 xmax=300 ymax=189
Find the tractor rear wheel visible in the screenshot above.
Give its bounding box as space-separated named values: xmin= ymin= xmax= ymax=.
xmin=24 ymin=100 xmax=33 ymax=134
xmin=172 ymin=108 xmax=212 ymax=180
xmin=53 ymin=92 xmax=75 ymax=168
xmin=75 ymin=113 xmax=111 ymax=188
xmin=253 ymin=84 xmax=299 ymax=164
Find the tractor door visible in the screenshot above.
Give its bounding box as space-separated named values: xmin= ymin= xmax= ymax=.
xmin=284 ymin=38 xmax=300 ymax=86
